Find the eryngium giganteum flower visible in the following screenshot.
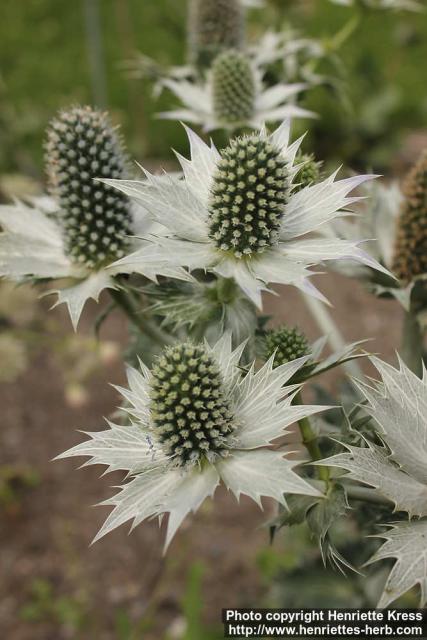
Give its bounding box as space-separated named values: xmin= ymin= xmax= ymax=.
xmin=160 ymin=50 xmax=313 ymax=132
xmin=0 ymin=106 xmax=188 ymax=329
xmin=57 ymin=334 xmax=326 ymax=548
xmin=392 ymin=151 xmax=427 ymax=284
xmin=262 ymin=324 xmax=366 ymax=381
xmin=188 ymin=0 xmax=244 ymax=72
xmin=105 ymin=121 xmax=389 ymax=308
xmin=322 ymin=356 xmax=427 ymax=607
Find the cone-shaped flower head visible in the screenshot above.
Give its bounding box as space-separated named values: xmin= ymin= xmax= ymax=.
xmin=212 ymin=50 xmax=255 ymax=126
xmin=0 ymin=105 xmax=190 ymax=329
xmin=208 ymin=134 xmax=290 ymax=258
xmin=188 ymin=0 xmax=244 ymax=72
xmin=57 ymin=334 xmax=329 ymax=547
xmin=45 ymin=106 xmax=132 ymax=270
xmin=265 ymin=325 xmax=310 ymax=367
xmin=392 ymin=150 xmax=427 ymax=283
xmin=150 ymin=342 xmax=235 ymax=466
xmin=104 ymin=122 xmax=391 ymax=309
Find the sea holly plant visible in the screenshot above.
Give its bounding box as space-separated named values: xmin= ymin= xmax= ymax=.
xmin=57 ymin=335 xmax=327 ymax=548
xmin=328 ymin=151 xmax=427 ymax=375
xmin=0 ymin=106 xmax=189 ymax=330
xmin=158 ymin=49 xmax=314 ymax=133
xmin=104 ymin=120 xmax=389 ymax=310
xmin=321 ymin=357 xmax=427 ymax=606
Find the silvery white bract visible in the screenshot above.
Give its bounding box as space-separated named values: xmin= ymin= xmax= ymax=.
xmin=325 ymin=182 xmax=416 ymax=307
xmin=329 ymin=0 xmax=422 ymax=9
xmin=250 ymin=30 xmax=328 ymax=87
xmin=0 ymin=196 xmax=188 ymax=329
xmin=158 ymin=54 xmax=314 ymax=132
xmin=104 ymin=120 xmax=389 ymax=309
xmin=323 ymin=356 xmax=427 ymax=606
xmin=57 ymin=334 xmax=327 ymax=549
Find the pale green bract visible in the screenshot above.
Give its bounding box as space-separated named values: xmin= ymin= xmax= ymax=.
xmin=322 ymin=356 xmax=427 ymax=606
xmin=103 ymin=121 xmax=391 ymax=310
xmin=57 ymin=334 xmax=329 ymax=550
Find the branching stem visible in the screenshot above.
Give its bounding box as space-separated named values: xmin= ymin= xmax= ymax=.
xmin=109 ymin=287 xmax=174 ymax=347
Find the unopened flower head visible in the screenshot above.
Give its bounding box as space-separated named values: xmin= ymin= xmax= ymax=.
xmin=392 ymin=150 xmax=427 ymax=283
xmin=212 ymin=50 xmax=255 ymax=126
xmin=150 ymin=342 xmax=235 ymax=466
xmin=208 ymin=134 xmax=290 ymax=258
xmin=188 ymin=0 xmax=244 ymax=72
xmin=58 ymin=334 xmax=327 ymax=548
xmin=46 ymin=106 xmax=132 ymax=270
xmin=265 ymin=325 xmax=310 ymax=367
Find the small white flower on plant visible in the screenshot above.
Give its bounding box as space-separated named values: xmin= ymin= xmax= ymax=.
xmin=322 ymin=356 xmax=427 ymax=606
xmin=159 ymin=49 xmax=314 ymax=132
xmin=57 ymin=334 xmax=327 ymax=549
xmin=0 ymin=106 xmax=188 ymax=329
xmin=105 ymin=120 xmax=389 ymax=309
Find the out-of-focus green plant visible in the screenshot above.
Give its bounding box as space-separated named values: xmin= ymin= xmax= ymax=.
xmin=20 ymin=578 xmax=88 ymax=632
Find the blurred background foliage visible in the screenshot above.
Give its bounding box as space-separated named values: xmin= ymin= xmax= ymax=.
xmin=1 ymin=0 xmax=426 ymax=182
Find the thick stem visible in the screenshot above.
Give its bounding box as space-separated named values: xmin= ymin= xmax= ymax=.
xmin=401 ymin=309 xmax=424 ymax=377
xmin=109 ymin=287 xmax=174 ymax=347
xmin=295 ymin=393 xmax=330 ymax=486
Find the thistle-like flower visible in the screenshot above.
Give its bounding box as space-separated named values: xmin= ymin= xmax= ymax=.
xmin=0 ymin=106 xmax=187 ymax=329
xmin=57 ymin=334 xmax=327 ymax=548
xmin=159 ymin=51 xmax=313 ymax=132
xmin=392 ymin=151 xmax=427 ymax=284
xmin=188 ymin=0 xmax=244 ymax=73
xmin=262 ymin=324 xmax=366 ymax=381
xmin=322 ymin=356 xmax=427 ymax=606
xmin=105 ymin=121 xmax=388 ymax=308
xmin=264 ymin=326 xmax=310 ymax=366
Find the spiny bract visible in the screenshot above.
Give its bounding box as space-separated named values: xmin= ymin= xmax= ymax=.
xmin=208 ymin=135 xmax=290 ymax=259
xmin=264 ymin=326 xmax=310 ymax=367
xmin=150 ymin=342 xmax=235 ymax=466
xmin=212 ymin=50 xmax=255 ymax=125
xmin=188 ymin=0 xmax=244 ymax=72
xmin=392 ymin=150 xmax=427 ymax=283
xmin=45 ymin=105 xmax=132 ymax=270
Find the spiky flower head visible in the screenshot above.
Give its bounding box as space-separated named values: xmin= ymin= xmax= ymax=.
xmin=188 ymin=0 xmax=244 ymax=72
xmin=264 ymin=325 xmax=310 ymax=367
xmin=212 ymin=50 xmax=255 ymax=126
xmin=150 ymin=342 xmax=235 ymax=466
xmin=295 ymin=153 xmax=322 ymax=191
xmin=45 ymin=106 xmax=132 ymax=270
xmin=208 ymin=134 xmax=290 ymax=259
xmin=392 ymin=150 xmax=427 ymax=283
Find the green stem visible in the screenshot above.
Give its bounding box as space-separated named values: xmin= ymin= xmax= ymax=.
xmin=343 ymin=483 xmax=393 ymax=507
xmin=327 ymin=13 xmax=361 ymax=53
xmin=401 ymin=309 xmax=424 ymax=377
xmin=295 ymin=393 xmax=330 ymax=486
xmin=109 ymin=287 xmax=174 ymax=347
